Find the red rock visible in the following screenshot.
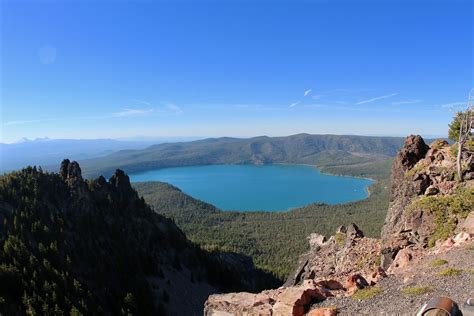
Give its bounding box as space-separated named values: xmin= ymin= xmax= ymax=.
xmin=316 ymin=279 xmax=345 ymax=291
xmin=308 ymin=307 xmax=338 ymax=316
xmin=388 ymin=248 xmax=413 ymax=273
xmin=273 ymin=282 xmax=328 ymax=316
xmin=367 ymin=267 xmax=387 ymax=285
xmin=345 ymin=274 xmax=369 ymax=295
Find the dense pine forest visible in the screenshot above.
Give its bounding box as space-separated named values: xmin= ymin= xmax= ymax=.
xmin=0 ymin=161 xmax=277 ymax=315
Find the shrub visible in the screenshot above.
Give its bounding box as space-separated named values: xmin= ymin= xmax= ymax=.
xmin=405 ymin=161 xmax=428 ymax=178
xmin=406 ymin=187 xmax=474 ymax=247
xmin=437 ymin=268 xmax=462 ymax=277
xmin=335 ymin=232 xmax=345 ymax=247
xmin=352 ymin=286 xmax=382 ymax=300
xmin=402 ymin=286 xmax=433 ymax=296
xmin=431 ymin=259 xmax=448 ymax=267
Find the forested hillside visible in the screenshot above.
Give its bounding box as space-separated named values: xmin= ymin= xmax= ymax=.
xmin=78 ymin=134 xmax=405 ymax=178
xmin=134 ymin=159 xmax=393 ymax=279
xmin=0 ymin=160 xmax=277 ymax=315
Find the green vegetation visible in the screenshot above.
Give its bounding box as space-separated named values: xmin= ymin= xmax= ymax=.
xmin=430 ymin=139 xmax=448 ymax=150
xmin=335 ymin=232 xmax=345 ymax=246
xmin=352 ymin=286 xmax=382 ymax=300
xmin=0 ymin=165 xmax=275 ymax=315
xmin=135 ymin=159 xmax=393 ymax=279
xmin=448 ymin=111 xmax=473 ymax=142
xmin=437 ymin=268 xmax=463 ymax=277
xmin=406 ymin=187 xmax=473 ymax=247
xmin=466 ymin=269 xmax=474 ymax=275
xmin=402 ymin=286 xmax=433 ymax=296
xmin=431 ymin=259 xmax=448 ymax=267
xmin=405 ymin=160 xmax=428 ymax=178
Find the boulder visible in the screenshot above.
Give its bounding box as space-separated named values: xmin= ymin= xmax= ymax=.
xmin=346 ymin=223 xmax=364 ymax=240
xmin=272 ymin=281 xmax=329 ymax=316
xmin=453 ymin=232 xmax=470 ymax=246
xmin=204 ymin=291 xmax=275 ymax=316
xmin=205 ymin=281 xmax=329 ymax=316
xmin=309 ymin=233 xmax=327 ymax=250
xmin=424 ymin=185 xmax=439 ymax=196
xmin=462 ymin=212 xmax=474 ymax=236
xmin=387 ymin=248 xmax=413 ymax=274
xmin=398 ymin=135 xmax=430 ymax=170
xmin=315 ymin=279 xmax=345 ymax=291
xmin=345 ymin=274 xmax=369 ymax=295
xmin=413 ymin=173 xmax=431 ymax=195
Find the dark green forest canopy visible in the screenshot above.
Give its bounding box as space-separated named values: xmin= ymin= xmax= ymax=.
xmin=134 ymin=159 xmax=393 ymax=279
xmin=0 ymin=164 xmax=277 ymax=315
xmin=77 ymin=134 xmax=405 ymax=178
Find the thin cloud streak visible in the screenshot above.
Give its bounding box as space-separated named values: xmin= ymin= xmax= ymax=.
xmin=392 ymin=99 xmax=422 ymax=105
xmin=304 ymin=89 xmax=312 ymax=97
xmin=113 ymin=108 xmax=154 ymax=117
xmin=4 ymin=119 xmax=57 ymax=126
xmin=439 ymin=102 xmax=466 ymax=111
xmin=166 ymin=103 xmax=183 ymax=114
xmin=289 ymin=101 xmax=300 ymax=108
xmin=132 ymin=99 xmax=152 ymax=106
xmin=355 ymin=93 xmax=398 ymax=105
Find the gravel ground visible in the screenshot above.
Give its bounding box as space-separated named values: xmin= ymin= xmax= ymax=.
xmin=310 ymin=242 xmax=474 ymax=315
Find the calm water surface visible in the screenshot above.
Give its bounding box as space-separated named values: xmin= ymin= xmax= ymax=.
xmin=129 ymin=164 xmax=374 ymax=211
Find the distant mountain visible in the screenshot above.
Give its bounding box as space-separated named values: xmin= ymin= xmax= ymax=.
xmin=78 ymin=133 xmax=409 ymax=178
xmin=0 ymin=160 xmax=277 ymax=315
xmin=0 ymin=138 xmax=159 ymax=172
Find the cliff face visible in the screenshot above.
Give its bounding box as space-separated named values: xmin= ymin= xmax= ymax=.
xmin=380 ymin=135 xmax=430 ymax=242
xmin=380 ymin=136 xmax=473 ymax=269
xmin=0 ymin=160 xmax=274 ymax=316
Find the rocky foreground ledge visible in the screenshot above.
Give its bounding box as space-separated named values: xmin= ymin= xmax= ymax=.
xmin=204 ymin=136 xmax=474 ymax=316
xmin=205 ymin=224 xmax=387 ymax=316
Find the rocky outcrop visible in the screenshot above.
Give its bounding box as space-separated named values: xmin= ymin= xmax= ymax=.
xmin=380 ymin=135 xmax=429 ymax=244
xmin=205 ymin=225 xmax=384 ymax=315
xmin=380 ymin=136 xmax=474 ymax=269
xmin=285 ymin=224 xmax=380 ymax=287
xmin=205 ymin=280 xmax=331 ymax=316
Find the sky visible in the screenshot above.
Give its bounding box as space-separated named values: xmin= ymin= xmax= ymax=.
xmin=1 ymin=0 xmax=473 ymax=143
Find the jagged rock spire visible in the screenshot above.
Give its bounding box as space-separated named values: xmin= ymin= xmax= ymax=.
xmin=109 ymin=169 xmax=132 ymax=194
xmin=60 ymin=159 xmax=83 ymax=181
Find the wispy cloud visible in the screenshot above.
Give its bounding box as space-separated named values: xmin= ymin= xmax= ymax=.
xmin=440 ymin=102 xmax=466 ymax=110
xmin=166 ymin=103 xmax=183 ymax=114
xmin=132 ymin=99 xmax=151 ymax=106
xmin=113 ymin=108 xmax=154 ymax=117
xmin=4 ymin=119 xmax=56 ymax=126
xmin=355 ymin=93 xmax=398 ymax=105
xmin=289 ymin=101 xmax=300 ymax=108
xmin=312 ymin=94 xmax=323 ymax=100
xmin=392 ymin=99 xmax=422 ymax=105
xmin=304 ymin=89 xmax=312 ymax=97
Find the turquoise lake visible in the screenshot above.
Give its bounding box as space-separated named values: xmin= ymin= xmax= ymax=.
xmin=129 ymin=164 xmax=374 ymax=212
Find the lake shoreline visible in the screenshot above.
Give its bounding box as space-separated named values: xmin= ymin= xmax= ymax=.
xmin=129 ymin=163 xmax=375 ymax=212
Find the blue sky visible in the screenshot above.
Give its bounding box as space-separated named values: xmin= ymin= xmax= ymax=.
xmin=1 ymin=0 xmax=472 ymax=143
